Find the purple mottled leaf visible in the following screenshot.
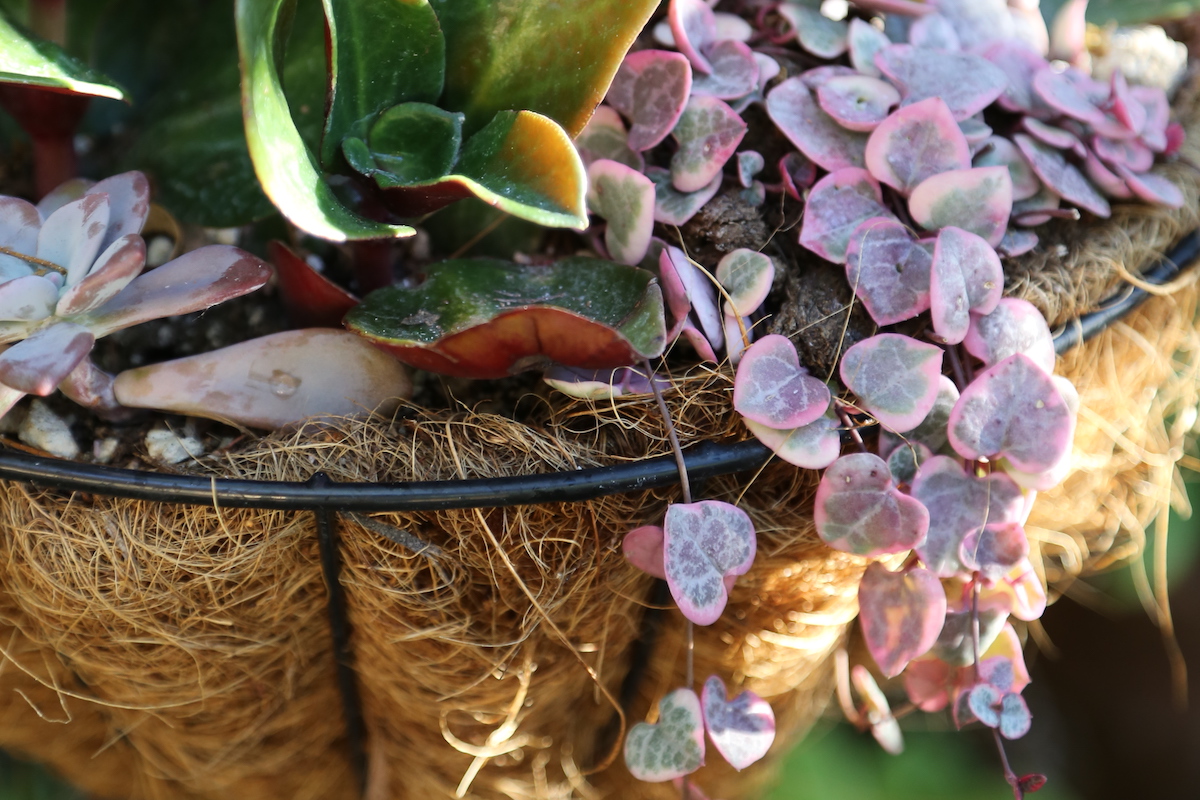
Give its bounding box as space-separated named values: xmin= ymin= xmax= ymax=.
xmin=857 ymin=563 xmax=945 ymax=677
xmin=865 ymin=98 xmax=970 ymax=195
xmin=587 ymin=160 xmax=655 ymax=266
xmin=1133 ymin=85 xmax=1170 ymax=152
xmin=911 ymin=454 xmax=1026 ymax=577
xmin=963 ymin=297 xmax=1055 ymax=373
xmin=701 ymin=675 xmax=775 ymax=770
xmin=845 ymin=217 xmax=932 ymax=326
xmin=37 ymin=193 xmax=110 ymax=286
xmin=779 ymin=152 xmax=817 ymax=199
xmin=734 ymin=334 xmax=831 ymax=429
xmin=1032 ymin=67 xmax=1104 ymax=125
xmin=646 ymin=167 xmax=722 ymax=226
xmin=660 ymin=246 xmax=723 ymax=350
xmin=880 ymin=374 xmax=959 ymax=455
xmin=960 ymin=116 xmax=993 ymax=150
xmin=1083 ymin=150 xmax=1132 ymax=199
xmin=663 ymin=500 xmax=756 ymax=625
xmin=998 ymin=229 xmax=1039 ymax=257
xmin=0 ymin=275 xmax=56 ymax=322
xmin=669 ymin=0 xmax=717 ymax=74
xmin=1011 ymin=182 xmax=1063 ymax=227
xmin=717 ymin=249 xmax=773 ymax=316
xmin=607 ymin=50 xmax=694 ymax=152
xmin=1109 ymin=70 xmax=1146 ymax=135
xmin=56 ymin=234 xmax=146 ymax=317
xmin=623 ymin=525 xmax=666 ymax=579
xmin=743 ymin=411 xmax=841 ymax=470
xmin=779 ymin=4 xmax=848 ymax=59
xmin=87 ymin=171 xmax=150 ymax=251
xmin=948 ymin=353 xmax=1073 ymax=474
xmin=933 ymin=605 xmax=1009 ymax=666
xmin=767 ymin=78 xmax=869 ymax=172
xmin=929 ymin=226 xmax=1003 ymax=344
xmin=671 ymin=96 xmax=747 ymax=192
xmin=960 ymin=521 xmax=1029 ymax=579
xmin=974 ymin=137 xmax=1039 ymax=202
xmin=815 ymin=452 xmax=929 ymax=556
xmin=1093 ymin=136 xmax=1153 ymax=173
xmin=980 ymin=41 xmax=1048 ymax=115
xmin=799 ymin=168 xmax=893 ymax=264
xmin=0 ymin=321 xmax=93 ymax=395
xmin=909 ymin=13 xmax=960 ymax=50
xmin=840 ymin=334 xmax=944 ymax=432
xmin=737 ymin=152 xmax=764 ymax=188
xmin=1021 ymin=118 xmax=1086 ymax=159
xmin=681 ymin=323 xmax=719 ymax=362
xmin=624 ymin=688 xmax=705 ymax=781
xmin=576 ymin=106 xmax=644 ymax=171
xmin=875 ymin=44 xmax=1006 ymax=121
xmin=691 ymin=40 xmax=759 ymax=100
xmin=909 ymin=167 xmax=1012 ymax=246
xmin=1118 ymin=167 xmax=1185 ymax=209
xmin=848 ymin=18 xmax=891 ymax=78
xmin=817 ymin=75 xmax=900 ymax=132
xmin=799 ymin=66 xmax=859 ymax=90
xmin=931 ymin=0 xmax=1013 ymax=50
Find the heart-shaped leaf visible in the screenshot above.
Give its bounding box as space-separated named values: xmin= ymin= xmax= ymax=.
xmin=968 ymin=686 xmax=1031 ymax=740
xmin=1022 ymin=118 xmax=1086 ymax=159
xmin=717 ymin=249 xmax=774 ymax=317
xmin=908 ymin=12 xmax=961 ymax=50
xmin=998 ymin=229 xmax=1040 ymax=257
xmin=778 ymin=152 xmax=817 ymax=199
xmin=576 ymin=106 xmax=644 ymax=171
xmin=691 ymin=40 xmax=759 ymax=100
xmin=929 ymin=226 xmax=1003 ymax=344
xmin=607 ymin=50 xmax=693 ymax=151
xmin=671 ymin=96 xmax=747 ymax=192
xmin=903 ymin=656 xmax=960 ymax=712
xmin=647 ymin=167 xmax=723 ymax=226
xmin=587 ymin=159 xmax=656 ymax=266
xmin=960 ymin=521 xmax=1029 ymax=578
xmin=743 ymin=411 xmax=841 ymax=470
xmin=1013 ymin=134 xmax=1111 ymax=219
xmin=910 ymin=454 xmax=1027 ymax=577
xmin=875 ymin=44 xmax=1006 ymax=121
xmin=1118 ymin=166 xmax=1185 ymax=209
xmin=980 ymin=41 xmax=1048 ymax=115
xmin=908 ymin=167 xmax=1013 ymax=246
xmin=865 ymin=97 xmax=970 ymax=195
xmin=1031 ymin=67 xmax=1105 ymax=125
xmin=779 ymin=5 xmax=848 ymax=59
xmin=879 ymin=374 xmax=959 ymax=456
xmin=737 ymin=152 xmax=765 ymax=189
xmin=839 ymin=334 xmax=944 ymax=433
xmin=814 ymin=452 xmax=930 ymax=555
xmin=973 ymin=136 xmax=1040 ymax=202
xmin=767 ymin=77 xmax=869 ymax=173
xmin=624 ymin=688 xmax=705 ymax=782
xmin=799 ymin=168 xmax=894 ymax=264
xmin=663 ymin=500 xmax=756 ymax=625
xmin=669 ymin=0 xmax=717 ymax=74
xmin=701 ymin=675 xmax=775 ymax=770
xmin=857 ymin=563 xmax=946 ymax=677
xmin=948 ymin=354 xmax=1073 ymax=474
xmin=817 ymin=75 xmax=900 ymax=132
xmin=963 ymin=297 xmax=1055 ymax=373
xmin=623 ymin=525 xmax=666 ymax=579
xmin=345 ymin=257 xmax=666 ymax=379
xmin=848 ymin=18 xmax=891 ymax=78
xmin=1083 ymin=151 xmax=1132 ymax=199
xmin=734 ymin=334 xmax=831 ymax=430
xmin=845 ymin=218 xmax=933 ymax=326
xmin=886 ymin=440 xmax=931 ymax=485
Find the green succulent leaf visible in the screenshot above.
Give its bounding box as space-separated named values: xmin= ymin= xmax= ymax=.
xmin=430 ymin=0 xmax=659 ymax=136
xmin=235 ymin=0 xmax=412 ymax=241
xmin=344 ymin=102 xmax=463 ymax=186
xmin=320 ymin=0 xmax=444 ymax=168
xmin=0 ymin=9 xmax=125 ymax=100
xmin=345 ymin=257 xmax=666 ymax=379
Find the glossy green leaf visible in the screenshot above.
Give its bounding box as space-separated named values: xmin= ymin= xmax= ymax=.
xmin=235 ymin=0 xmax=411 ymax=241
xmin=0 ymin=10 xmax=125 ymax=100
xmin=320 ymin=0 xmax=444 ymax=168
xmin=429 ymin=0 xmax=659 ymax=136
xmin=344 ymin=102 xmax=463 ymax=186
xmin=345 ymin=257 xmax=666 ymax=379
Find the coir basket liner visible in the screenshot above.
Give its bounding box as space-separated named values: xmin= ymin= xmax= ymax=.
xmin=2 ymin=71 xmax=1200 ymax=800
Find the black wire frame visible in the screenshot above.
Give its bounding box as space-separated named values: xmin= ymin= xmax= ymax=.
xmin=0 ymin=230 xmax=1196 ymax=796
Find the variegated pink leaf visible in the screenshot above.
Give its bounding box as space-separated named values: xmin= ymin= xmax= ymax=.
xmin=663 ymin=500 xmax=756 ymax=625
xmin=848 ymin=18 xmax=891 ymax=78
xmin=623 ymin=525 xmax=666 ymax=579
xmin=799 ymin=168 xmax=893 ymax=264
xmin=670 ymin=96 xmax=747 ymax=193
xmin=701 ymin=675 xmax=775 ymax=771
xmin=734 ymin=334 xmax=830 ymax=430
xmin=668 ymin=0 xmax=716 ymax=73
xmin=716 ymin=249 xmax=773 ymax=316
xmin=908 ymin=166 xmax=1013 ymax=246
xmin=646 ymin=167 xmax=722 ymax=226
xmin=963 ymin=297 xmax=1055 ymax=373
xmin=865 ymin=97 xmax=970 ymax=195
xmin=575 ymin=106 xmax=644 ymax=171
xmin=973 ymin=136 xmax=1039 ymax=202
xmin=625 ymin=688 xmax=705 ymax=781
xmin=929 ymin=226 xmax=1003 ymax=344
xmin=875 ymin=44 xmax=1006 ymax=121
xmin=858 ymin=562 xmax=945 ymax=678
xmin=814 ymin=452 xmax=929 ymax=556
xmin=839 ymin=333 xmax=944 ymax=433
xmin=766 ymin=77 xmax=868 ymax=173
xmin=659 ymin=246 xmax=722 ymax=350
xmin=845 ymin=217 xmax=932 ymax=326
xmin=779 ymin=4 xmax=848 ymax=59
xmin=743 ymin=410 xmax=841 ymax=470
xmin=607 ymin=50 xmax=693 ymax=152
xmin=691 ymin=40 xmax=758 ymax=100
xmin=817 ymin=75 xmax=899 ymax=132
xmin=587 ymin=160 xmax=655 ymax=266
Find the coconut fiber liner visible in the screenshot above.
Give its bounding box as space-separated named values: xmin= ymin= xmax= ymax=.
xmin=1 ymin=75 xmax=1200 ymax=800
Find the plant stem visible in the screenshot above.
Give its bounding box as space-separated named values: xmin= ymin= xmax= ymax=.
xmin=834 ymin=400 xmax=868 ymax=453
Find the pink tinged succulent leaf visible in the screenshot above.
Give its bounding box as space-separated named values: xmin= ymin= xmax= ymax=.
xmin=575 ymin=106 xmax=644 ymax=171
xmin=623 ymin=525 xmax=667 ymax=579
xmin=1021 ymin=118 xmax=1086 ymax=159
xmin=960 ymin=117 xmax=993 ymax=151
xmin=850 ymin=665 xmax=904 ymax=755
xmin=848 ymin=18 xmax=891 ymax=78
xmin=701 ymin=676 xmax=775 ymax=770
xmin=908 ymin=167 xmax=1013 ymax=246
xmin=817 ymin=76 xmax=900 ymax=133
xmin=948 ymin=354 xmax=1073 ymax=473
xmin=1109 ymin=70 xmax=1146 ymax=134
xmin=607 ymin=50 xmax=693 ymax=152
xmin=587 ymin=160 xmax=655 ymax=266
xmin=814 ymin=452 xmax=930 ymax=556
xmin=624 ymin=688 xmax=705 ymax=782
xmin=691 ymin=40 xmax=759 ymax=100
xmin=1164 ymin=123 xmax=1186 ymax=156
xmin=904 ymin=656 xmax=957 ymax=712
xmin=960 ymin=521 xmax=1029 ymax=578
xmin=86 ymin=171 xmax=150 ymax=250
xmin=857 ymin=563 xmax=946 ymax=678
xmin=840 ymin=334 xmax=944 ymax=433
xmin=963 ymin=297 xmax=1055 ymax=373
xmin=929 ymin=226 xmax=1003 ymax=345
xmin=80 ymin=245 xmax=272 ymax=338
xmin=779 ymin=152 xmax=817 ymax=200
xmin=799 ymin=66 xmax=859 ymax=90
xmin=663 ymin=500 xmax=756 ymax=626
xmin=37 ymin=192 xmax=110 ymax=286
xmin=979 ymin=41 xmax=1049 ymax=115
xmin=778 ymin=5 xmax=848 ymax=59
xmin=998 ymin=229 xmax=1039 ymax=257
xmin=799 ymin=168 xmax=892 ymax=264
xmin=1004 ymin=375 xmax=1077 ymax=491
xmin=716 ymin=249 xmax=774 ymax=316
xmin=875 ymin=45 xmax=1006 ymax=122
xmin=864 ymin=98 xmax=970 ymax=195
xmin=34 ymin=178 xmax=92 ymax=220
xmin=660 ymin=246 xmax=723 ymax=349
xmin=879 ymin=373 xmax=959 ymax=456
xmin=670 ymin=96 xmax=747 ymax=193
xmin=57 ymin=356 xmax=126 ymax=418
xmin=734 ymin=334 xmax=831 ymax=429
xmin=974 ymin=137 xmax=1040 ymax=202
xmin=0 ymin=197 xmax=41 ymax=279
xmin=0 ymin=322 xmax=94 ymax=395
xmin=845 ymin=217 xmax=933 ymax=326
xmin=1031 ymin=68 xmax=1104 ymax=125
xmin=55 ymin=234 xmax=146 ymax=317
xmin=669 ymin=0 xmax=717 ymax=74
xmin=1117 ymin=167 xmax=1185 ymax=209
xmin=929 ymin=0 xmax=1014 ymax=50
xmin=911 ymin=455 xmax=1026 ymax=577
xmin=743 ymin=411 xmax=841 ymax=470
xmin=681 ymin=323 xmax=719 ymax=362
xmin=646 ymin=167 xmax=723 ymax=226
xmin=1133 ymin=85 xmax=1170 ymax=152
xmin=908 ymin=13 xmax=960 ymax=50
xmin=112 ymin=329 xmax=411 ymax=430
xmin=737 ymin=152 xmax=764 ymax=189
xmin=766 ymin=78 xmax=869 ymax=173
xmin=1093 ymin=136 xmax=1153 ymax=173
xmin=753 ymin=52 xmax=781 ymax=88
xmin=0 ymin=275 xmax=57 ymax=322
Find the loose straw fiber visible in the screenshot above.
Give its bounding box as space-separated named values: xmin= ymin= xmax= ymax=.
xmin=1 ymin=70 xmax=1199 ymax=800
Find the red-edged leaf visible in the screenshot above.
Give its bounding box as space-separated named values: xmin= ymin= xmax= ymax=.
xmin=691 ymin=40 xmax=759 ymax=100
xmin=607 ymin=50 xmax=693 ymax=151
xmin=908 ymin=166 xmax=1013 ymax=245
xmin=0 ymin=321 xmax=93 ymax=395
xmin=1031 ymin=67 xmax=1105 ymax=125
xmin=865 ymin=98 xmax=970 ymax=197
xmin=623 ymin=525 xmax=666 ymax=579
xmin=817 ymin=75 xmax=900 ymax=133
xmin=733 ymin=334 xmax=831 ymax=429
xmin=717 ymin=249 xmax=773 ymax=316
xmin=671 ymin=96 xmax=747 ymax=192
xmin=929 ymin=226 xmax=1003 ymax=344
xmin=1022 ymin=117 xmax=1086 ymax=159
xmin=963 ymin=297 xmax=1055 ymax=373
xmin=857 ymin=563 xmax=946 ymax=677
xmin=1118 ymin=167 xmax=1185 ymax=209
xmin=701 ymin=675 xmax=775 ymax=770
xmin=55 ymin=234 xmax=146 ymax=318
xmin=799 ymin=168 xmax=893 ymax=264
xmin=767 ymin=77 xmax=869 ymax=173
xmin=660 ymin=246 xmax=722 ymax=349
xmin=845 ymin=217 xmax=933 ymax=326
xmin=669 ymin=0 xmax=717 ymax=74
xmin=743 ymin=410 xmax=841 ymax=470
xmin=663 ymin=500 xmax=756 ymax=625
xmin=575 ymin=106 xmax=644 ymax=171
xmin=268 ymin=241 xmax=360 ymax=328
xmin=839 ymin=334 xmax=944 ymax=433
xmin=973 ymin=136 xmax=1040 ymax=202
xmin=875 ymin=44 xmax=1006 ymax=121
xmin=588 ymin=159 xmax=656 ymax=266
xmin=814 ymin=452 xmax=929 ymax=555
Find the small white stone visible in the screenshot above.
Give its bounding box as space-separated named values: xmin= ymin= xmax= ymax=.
xmin=93 ymin=437 xmax=119 ymax=464
xmin=19 ymin=400 xmax=80 ymax=459
xmin=1091 ymin=26 xmax=1189 ymax=94
xmin=145 ymin=235 xmax=175 ymax=268
xmin=145 ymin=428 xmax=206 ymax=464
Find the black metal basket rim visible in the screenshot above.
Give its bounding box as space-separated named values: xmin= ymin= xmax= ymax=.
xmin=0 ymin=229 xmax=1195 ymax=512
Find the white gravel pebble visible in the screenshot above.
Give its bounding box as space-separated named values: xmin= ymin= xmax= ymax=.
xmin=19 ymin=400 xmax=80 ymax=459
xmin=145 ymin=427 xmax=206 ymax=464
